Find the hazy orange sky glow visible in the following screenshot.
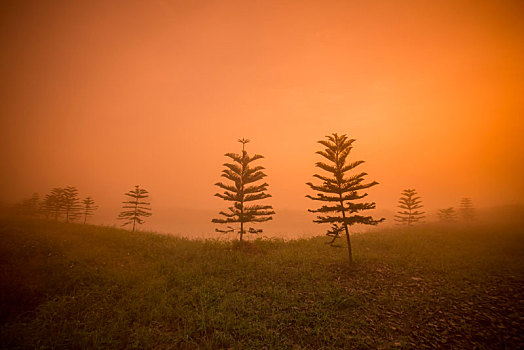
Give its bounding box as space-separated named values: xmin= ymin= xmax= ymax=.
xmin=1 ymin=0 xmax=523 ymax=235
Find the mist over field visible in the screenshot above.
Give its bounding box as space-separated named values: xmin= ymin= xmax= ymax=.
xmin=76 ymin=204 xmax=523 ymax=239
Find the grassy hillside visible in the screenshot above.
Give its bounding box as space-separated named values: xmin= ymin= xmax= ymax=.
xmin=0 ymin=217 xmax=523 ymax=349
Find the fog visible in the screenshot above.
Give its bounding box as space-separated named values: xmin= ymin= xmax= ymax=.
xmin=1 ymin=0 xmax=523 ymax=236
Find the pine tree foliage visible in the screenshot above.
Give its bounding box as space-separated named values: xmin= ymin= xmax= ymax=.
xmin=82 ymin=196 xmax=99 ymax=224
xmin=306 ymin=133 xmax=384 ymax=264
xmin=394 ymin=189 xmax=425 ymax=226
xmin=325 ymin=224 xmax=346 ymax=246
xmin=117 ymin=185 xmax=152 ymax=232
xmin=212 ymin=138 xmax=275 ymax=242
xmin=438 ymin=207 xmax=457 ymax=223
xmin=459 ymin=197 xmax=475 ymax=222
xmin=62 ymin=186 xmax=82 ymax=223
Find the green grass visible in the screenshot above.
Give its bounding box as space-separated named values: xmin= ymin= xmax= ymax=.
xmin=1 ymin=217 xmax=523 ymax=349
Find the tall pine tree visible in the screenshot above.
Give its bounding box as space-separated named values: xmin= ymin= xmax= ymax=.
xmin=212 ymin=138 xmax=275 ymax=242
xmin=117 ymin=185 xmax=152 ymax=232
xmin=306 ymin=133 xmax=384 ymax=264
xmin=82 ymin=196 xmax=98 ymax=224
xmin=394 ymin=189 xmax=425 ymax=226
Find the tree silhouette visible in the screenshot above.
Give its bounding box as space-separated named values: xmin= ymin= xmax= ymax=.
xmin=40 ymin=193 xmax=53 ymax=219
xmin=63 ymin=186 xmax=81 ymax=223
xmin=459 ymin=197 xmax=475 ymax=222
xmin=16 ymin=193 xmax=40 ymax=216
xmin=394 ymin=189 xmax=425 ymax=226
xmin=438 ymin=207 xmax=457 ymax=223
xmin=43 ymin=187 xmax=65 ymax=220
xmin=306 ymin=133 xmax=384 ymax=264
xmin=82 ymin=196 xmax=99 ymax=224
xmin=117 ymin=185 xmax=152 ymax=232
xmin=212 ymin=138 xmax=275 ymax=242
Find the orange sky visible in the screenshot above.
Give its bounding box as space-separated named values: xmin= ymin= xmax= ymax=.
xmin=1 ymin=0 xmax=523 ymax=235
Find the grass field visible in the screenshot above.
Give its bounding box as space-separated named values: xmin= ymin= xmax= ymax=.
xmin=0 ymin=217 xmax=523 ymax=349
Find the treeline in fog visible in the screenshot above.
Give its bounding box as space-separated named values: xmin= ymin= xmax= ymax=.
xmin=10 ymin=132 xmax=482 ymax=265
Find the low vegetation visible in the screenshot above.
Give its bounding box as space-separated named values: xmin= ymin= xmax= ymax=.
xmin=0 ymin=217 xmax=523 ymax=348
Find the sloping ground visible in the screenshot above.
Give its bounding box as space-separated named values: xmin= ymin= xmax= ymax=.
xmin=0 ymin=217 xmax=523 ymax=349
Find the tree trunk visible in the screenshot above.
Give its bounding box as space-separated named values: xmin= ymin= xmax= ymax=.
xmin=240 ymin=221 xmax=243 ymax=242
xmin=339 ymin=191 xmax=352 ymax=265
xmin=240 ymin=147 xmax=245 ymax=243
xmin=335 ymin=144 xmax=352 ymax=265
xmin=132 ymin=195 xmax=138 ymax=232
xmin=340 ymin=208 xmax=353 ymax=265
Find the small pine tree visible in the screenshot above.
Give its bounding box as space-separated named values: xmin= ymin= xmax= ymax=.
xmin=438 ymin=207 xmax=457 ymax=223
xmin=459 ymin=197 xmax=475 ymax=222
xmin=117 ymin=185 xmax=152 ymax=232
xmin=63 ymin=186 xmax=81 ymax=223
xmin=306 ymin=133 xmax=384 ymax=264
xmin=394 ymin=189 xmax=425 ymax=226
xmin=212 ymin=138 xmax=275 ymax=242
xmin=82 ymin=196 xmax=99 ymax=224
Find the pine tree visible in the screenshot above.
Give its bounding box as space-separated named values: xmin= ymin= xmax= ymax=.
xmin=306 ymin=133 xmax=384 ymax=264
xmin=212 ymin=138 xmax=275 ymax=242
xmin=394 ymin=189 xmax=425 ymax=226
xmin=63 ymin=186 xmax=81 ymax=223
xmin=16 ymin=193 xmax=40 ymax=216
xmin=438 ymin=207 xmax=457 ymax=223
xmin=117 ymin=185 xmax=152 ymax=232
xmin=82 ymin=196 xmax=99 ymax=224
xmin=43 ymin=187 xmax=65 ymax=220
xmin=459 ymin=197 xmax=475 ymax=222
xmin=28 ymin=192 xmax=40 ymax=216
xmin=40 ymin=193 xmax=53 ymax=219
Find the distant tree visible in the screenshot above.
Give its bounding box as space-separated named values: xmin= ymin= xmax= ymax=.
xmin=42 ymin=188 xmax=65 ymax=220
xmin=212 ymin=138 xmax=275 ymax=242
xmin=438 ymin=207 xmax=457 ymax=223
xmin=40 ymin=194 xmax=53 ymax=219
xmin=28 ymin=193 xmax=41 ymax=216
xmin=306 ymin=133 xmax=385 ymax=264
xmin=16 ymin=193 xmax=40 ymax=216
xmin=82 ymin=196 xmax=99 ymax=224
xmin=62 ymin=186 xmax=81 ymax=223
xmin=117 ymin=185 xmax=152 ymax=232
xmin=40 ymin=194 xmax=52 ymax=219
xmin=459 ymin=197 xmax=475 ymax=222
xmin=394 ymin=189 xmax=425 ymax=226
